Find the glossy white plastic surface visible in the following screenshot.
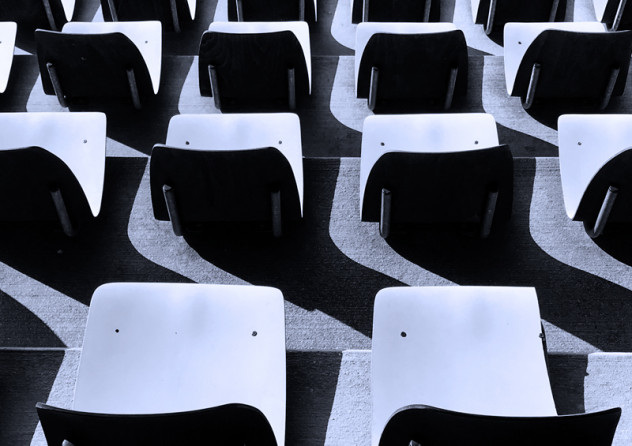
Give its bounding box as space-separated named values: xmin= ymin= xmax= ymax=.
xmin=73 ymin=283 xmax=287 ymax=446
xmin=187 ymin=0 xmax=197 ymax=19
xmin=208 ymin=21 xmax=312 ymax=92
xmin=0 ymin=112 xmax=106 ymax=216
xmin=372 ymin=286 xmax=557 ymax=446
xmin=592 ymin=0 xmax=609 ymax=21
xmin=62 ymin=21 xmax=162 ymax=94
xmin=359 ymin=113 xmax=499 ymax=211
xmin=0 ymin=22 xmax=16 ymax=93
xmin=558 ymin=114 xmax=632 ymax=219
xmin=354 ymin=22 xmax=458 ymax=95
xmin=166 ymin=113 xmax=304 ymax=215
xmin=503 ymin=22 xmax=607 ymax=94
xmin=61 ymin=0 xmax=76 ymax=21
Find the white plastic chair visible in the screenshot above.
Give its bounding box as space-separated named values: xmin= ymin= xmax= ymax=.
xmin=503 ymin=22 xmax=632 ymax=109
xmin=150 ymin=113 xmax=304 ymax=237
xmin=35 ymin=21 xmax=162 ymax=109
xmin=100 ymin=0 xmax=196 ymax=32
xmin=0 ymin=22 xmax=17 ymax=94
xmin=371 ymin=286 xmax=621 ymax=446
xmin=38 ymin=283 xmax=286 ymax=446
xmin=199 ymin=21 xmax=311 ymax=110
xmin=355 ymin=22 xmax=467 ymax=111
xmin=0 ymin=112 xmax=106 ymax=236
xmin=360 ymin=113 xmax=512 ymax=238
xmin=558 ymin=114 xmax=632 ymax=237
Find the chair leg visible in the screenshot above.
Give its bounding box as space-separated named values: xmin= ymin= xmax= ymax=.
xmin=480 ymin=188 xmax=499 ymax=239
xmin=169 ymin=0 xmax=181 ymax=32
xmin=208 ymin=65 xmax=222 ymax=110
xmin=299 ymin=0 xmax=306 ymax=20
xmin=444 ymin=67 xmax=458 ymax=110
xmin=600 ymin=67 xmax=620 ymax=110
xmin=612 ymin=0 xmax=628 ymax=30
xmin=423 ymin=0 xmax=431 ymax=22
xmin=41 ymin=0 xmax=58 ymax=30
xmin=548 ymin=0 xmax=560 ymax=21
xmin=368 ymin=66 xmax=378 ymax=111
xmin=362 ymin=0 xmax=369 ymax=22
xmin=523 ymin=63 xmax=540 ymax=110
xmin=485 ymin=0 xmax=497 ymax=34
xmin=236 ymin=0 xmax=244 ymax=21
xmin=107 ymin=0 xmax=118 ymax=20
xmin=126 ymin=68 xmax=142 ymax=110
xmin=380 ymin=188 xmax=391 ymax=239
xmin=46 ymin=62 xmax=67 ymax=108
xmin=585 ymin=185 xmax=618 ymax=238
xmin=50 ymin=188 xmax=76 ymax=237
xmin=288 ymin=67 xmax=297 ymax=110
xmin=162 ymin=185 xmax=183 ymax=237
xmin=271 ymin=190 xmax=282 ymax=238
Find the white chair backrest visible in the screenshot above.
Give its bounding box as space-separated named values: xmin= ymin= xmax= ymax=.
xmin=372 ymin=286 xmax=557 ymax=446
xmin=0 ymin=22 xmax=16 ymax=93
xmin=165 ymin=113 xmax=304 ymax=213
xmin=208 ymin=21 xmax=312 ymax=92
xmin=73 ymin=283 xmax=287 ymax=446
xmin=354 ymin=22 xmax=458 ymax=94
xmin=62 ymin=21 xmax=162 ymax=93
xmin=503 ymin=22 xmax=607 ymax=94
xmin=60 ymin=0 xmax=76 ymax=21
xmin=0 ymin=112 xmax=106 ymax=216
xmin=558 ymin=114 xmax=632 ymax=219
xmin=360 ymin=113 xmax=499 ymax=211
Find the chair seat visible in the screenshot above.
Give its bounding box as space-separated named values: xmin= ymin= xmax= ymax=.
xmin=371 ymin=286 xmax=557 ymax=446
xmin=0 ymin=22 xmax=16 ymax=94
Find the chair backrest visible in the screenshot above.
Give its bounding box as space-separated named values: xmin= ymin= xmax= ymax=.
xmin=0 ymin=112 xmax=106 ymax=222
xmin=36 ymin=22 xmax=160 ymax=103
xmin=378 ymin=405 xmax=622 ymax=446
xmin=0 ymin=0 xmax=73 ymax=30
xmin=100 ymin=0 xmax=196 ymax=31
xmin=360 ymin=114 xmax=512 ymax=226
xmin=351 ymin=0 xmax=438 ymax=23
xmin=559 ymin=114 xmax=632 ymax=222
xmin=472 ymin=0 xmax=565 ymax=29
xmin=70 ymin=283 xmax=286 ymax=445
xmin=356 ymin=23 xmax=467 ymax=111
xmin=227 ymin=0 xmax=317 ymax=22
xmin=0 ymin=22 xmax=17 ymax=94
xmin=37 ymin=402 xmax=278 ymax=446
xmin=372 ymin=286 xmax=557 ymax=446
xmin=595 ymin=0 xmax=632 ymax=30
xmin=198 ymin=22 xmax=311 ymax=110
xmin=505 ymin=24 xmax=632 ymax=102
xmin=151 ymin=146 xmax=302 ymax=223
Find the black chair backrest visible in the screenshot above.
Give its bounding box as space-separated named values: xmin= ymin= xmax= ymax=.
xmin=512 ymin=30 xmax=632 ymax=101
xmin=602 ymin=0 xmax=632 ymax=30
xmin=0 ymin=146 xmax=90 ymax=222
xmin=351 ymin=0 xmax=439 ymax=23
xmin=198 ymin=30 xmax=309 ymax=109
xmin=362 ymin=146 xmax=513 ymax=224
xmin=100 ymin=0 xmax=193 ymax=31
xmin=150 ymin=145 xmax=302 ymax=223
xmin=379 ymin=405 xmax=622 ymax=446
xmin=37 ymin=402 xmax=278 ymax=446
xmin=0 ymin=0 xmax=68 ymax=30
xmin=575 ymin=148 xmax=632 ymax=222
xmin=357 ymin=30 xmax=467 ymax=111
xmin=35 ymin=30 xmax=154 ymax=102
xmin=227 ymin=0 xmax=317 ymax=22
xmin=473 ymin=0 xmax=565 ymax=28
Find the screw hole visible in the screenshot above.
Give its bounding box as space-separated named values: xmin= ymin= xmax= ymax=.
xmin=252 ymin=331 xmax=258 ymax=337
xmin=115 ymin=329 xmax=119 ymax=333
xmin=401 ymin=331 xmax=407 ymax=337
xmin=185 ymin=141 xmax=190 ymax=145
xmin=380 ymin=142 xmax=385 ymax=146
xmin=577 ymin=142 xmax=582 ymax=146
xmin=278 ymin=140 xmax=283 ymax=144
xmin=474 ymin=140 xmax=479 ymax=145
